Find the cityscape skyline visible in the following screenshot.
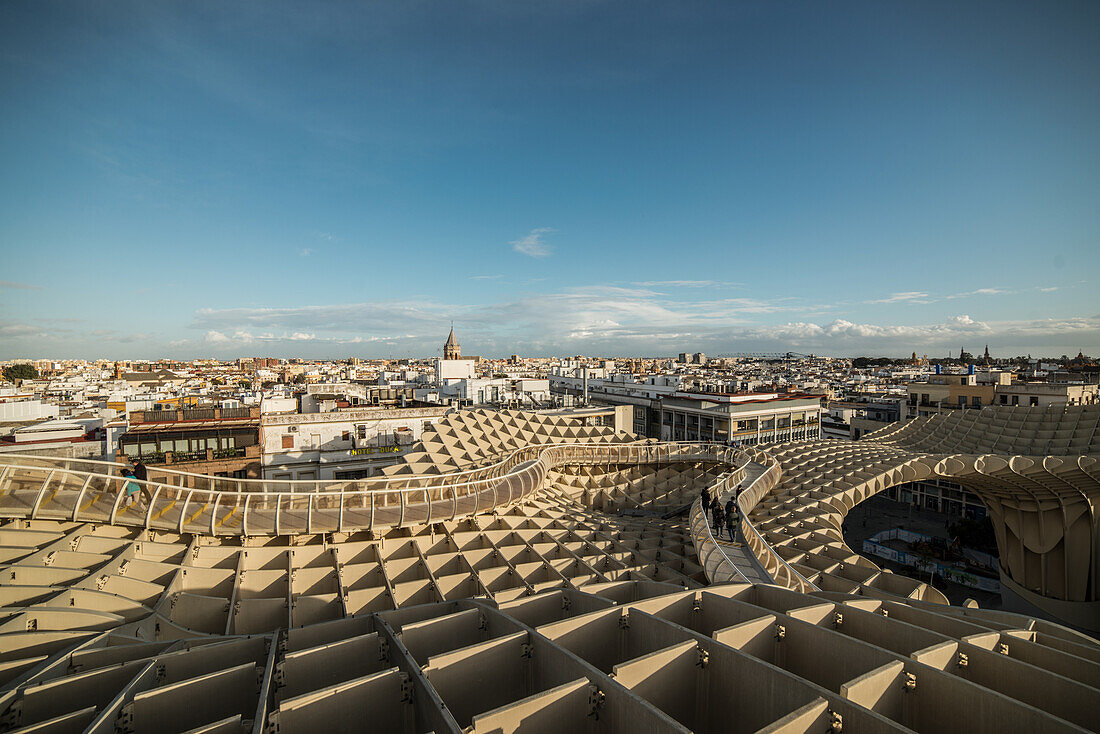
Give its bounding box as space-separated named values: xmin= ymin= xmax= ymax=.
xmin=1 ymin=4 xmax=1098 ymax=727
xmin=3 ymin=1 xmax=1099 ymax=359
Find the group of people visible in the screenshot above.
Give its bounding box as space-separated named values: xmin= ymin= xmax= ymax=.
xmin=700 ymin=484 xmax=741 ymax=542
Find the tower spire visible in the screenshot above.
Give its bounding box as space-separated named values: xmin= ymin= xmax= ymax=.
xmin=444 ymin=323 xmax=461 ymax=360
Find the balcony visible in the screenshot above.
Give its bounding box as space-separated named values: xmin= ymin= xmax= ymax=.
xmin=125 ymin=445 xmax=260 ymax=465
xmin=131 ymin=406 xmax=260 ymax=424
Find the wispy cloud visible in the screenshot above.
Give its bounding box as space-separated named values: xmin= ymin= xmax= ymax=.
xmin=1039 ymin=286 xmax=1059 ymax=293
xmin=299 ymin=248 xmax=313 ymax=257
xmin=469 ymin=274 xmax=503 ymax=280
xmin=0 ymin=323 xmax=45 ymax=337
xmin=5 ymin=287 xmax=1094 ymax=359
xmin=183 ymin=288 xmax=1100 ymax=358
xmin=868 ymin=287 xmax=1021 ymax=305
xmin=510 ymin=228 xmax=554 ymax=258
xmin=945 ymin=287 xmax=1014 ymax=300
xmin=632 ymin=280 xmax=741 ymax=289
xmin=867 ymin=291 xmax=932 ymax=304
xmin=0 ymin=281 xmax=42 ymax=291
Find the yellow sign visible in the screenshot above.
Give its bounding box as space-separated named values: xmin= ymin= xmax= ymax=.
xmin=351 ymin=446 xmax=401 ymax=456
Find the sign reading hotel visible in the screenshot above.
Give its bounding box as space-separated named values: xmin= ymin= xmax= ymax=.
xmin=351 ymin=446 xmax=401 ymax=456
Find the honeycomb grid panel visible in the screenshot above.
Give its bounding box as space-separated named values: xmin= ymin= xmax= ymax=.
xmin=0 ymin=407 xmax=1096 ymax=733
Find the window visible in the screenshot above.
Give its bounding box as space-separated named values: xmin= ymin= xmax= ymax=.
xmin=958 ymin=396 xmax=967 ymax=407
xmin=281 ymin=435 xmax=294 ymax=449
xmin=357 ymin=425 xmax=367 ymax=439
xmin=971 ymin=396 xmax=981 ymax=407
xmin=342 ymin=431 xmax=350 ymax=441
xmin=1011 ymin=395 xmax=1019 ymax=406
xmin=1030 ymin=397 xmax=1039 ymax=407
xmin=999 ymin=395 xmax=1008 ymax=404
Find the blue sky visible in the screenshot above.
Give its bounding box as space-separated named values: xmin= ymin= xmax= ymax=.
xmin=1 ymin=0 xmax=1098 ymax=359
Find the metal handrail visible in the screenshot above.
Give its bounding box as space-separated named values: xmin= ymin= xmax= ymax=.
xmin=0 ymin=442 xmax=737 ymax=536
xmin=1 ymin=441 xmax=824 ymax=595
xmin=687 ymin=464 xmax=751 ymax=584
xmin=734 ymin=448 xmax=819 ymax=592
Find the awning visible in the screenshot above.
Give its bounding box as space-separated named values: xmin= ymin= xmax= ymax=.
xmin=125 ymin=419 xmax=259 ymax=433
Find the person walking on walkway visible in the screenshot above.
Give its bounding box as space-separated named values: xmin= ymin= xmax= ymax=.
xmin=724 ymin=498 xmax=738 ymax=540
xmin=711 ymin=499 xmax=723 ymax=533
xmin=131 ymin=459 xmax=152 ymax=505
xmin=120 ymin=466 xmax=141 ymax=509
xmin=701 ymin=486 xmax=710 ymax=509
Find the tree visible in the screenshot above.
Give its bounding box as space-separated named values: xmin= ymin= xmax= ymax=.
xmin=2 ymin=364 xmax=38 ymax=383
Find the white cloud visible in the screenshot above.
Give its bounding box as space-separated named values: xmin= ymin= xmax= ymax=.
xmin=632 ymin=280 xmax=740 ymax=289
xmin=299 ymin=248 xmax=313 ymax=257
xmin=510 ymin=228 xmax=554 ymax=258
xmin=185 ymin=284 xmax=1100 ymax=358
xmin=947 ymin=287 xmax=1013 ymax=299
xmin=867 ymin=291 xmax=931 ymax=304
xmin=0 ymin=281 xmax=42 ymax=291
xmin=0 ymin=323 xmax=44 ymax=337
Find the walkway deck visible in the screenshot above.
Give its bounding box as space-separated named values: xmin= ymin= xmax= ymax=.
xmin=712 ymin=461 xmax=772 ymax=584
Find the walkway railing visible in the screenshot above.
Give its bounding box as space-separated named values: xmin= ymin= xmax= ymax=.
xmin=687 ymin=468 xmax=750 ymax=584
xmin=0 ymin=442 xmax=822 ymax=594
xmin=0 ymin=443 xmax=738 ymax=537
xmin=733 ymin=448 xmax=819 ymax=593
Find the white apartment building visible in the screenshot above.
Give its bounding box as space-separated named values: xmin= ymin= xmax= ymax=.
xmin=438 ymin=378 xmax=550 ymax=407
xmin=260 ymin=406 xmax=448 ymax=480
xmin=658 ymin=392 xmax=823 ymax=444
xmin=436 ymin=358 xmax=476 ymax=384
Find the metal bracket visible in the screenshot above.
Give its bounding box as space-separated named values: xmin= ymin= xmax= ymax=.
xmin=587 ymin=685 xmax=605 ymax=720
xmin=1 ymin=698 xmax=21 ymax=729
xmin=561 ymin=596 xmax=572 ymax=612
xmin=902 ymin=672 xmax=916 ymax=692
xmin=998 ymin=642 xmax=1009 ymax=655
xmin=273 ymin=662 xmax=286 ymax=688
xmin=828 ymin=710 xmax=843 ymax=732
xmin=379 ymin=638 xmax=390 ymax=662
xmin=696 ymin=647 xmax=709 ymax=669
xmin=399 ymin=674 xmax=414 ymax=704
xmin=477 ymin=612 xmax=487 ymax=631
xmin=618 ymin=614 xmax=630 ymax=630
xmin=117 ymin=702 xmax=135 ymax=734
xmin=956 ymin=652 xmax=968 ymax=668
xmin=521 ymin=643 xmax=533 ymax=659
xmin=833 ymin=612 xmax=843 ymax=628
xmin=774 ymin=624 xmax=786 ymax=642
